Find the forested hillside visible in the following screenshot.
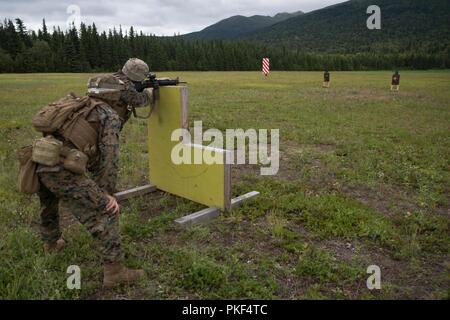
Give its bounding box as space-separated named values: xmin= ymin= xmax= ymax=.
xmin=0 ymin=9 xmax=449 ymax=73
xmin=243 ymin=0 xmax=450 ymax=55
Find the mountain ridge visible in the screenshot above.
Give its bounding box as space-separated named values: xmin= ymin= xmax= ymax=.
xmin=183 ymin=11 xmax=304 ymax=40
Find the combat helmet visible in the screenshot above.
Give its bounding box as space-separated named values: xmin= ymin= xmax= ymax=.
xmin=122 ymin=58 xmax=149 ymax=82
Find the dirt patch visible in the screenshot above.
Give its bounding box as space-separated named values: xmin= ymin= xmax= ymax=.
xmin=339 ymin=182 xmax=419 ymax=217
xmin=278 ymin=141 xmax=437 ymax=219
xmin=328 ymin=88 xmax=420 ymax=103
xmin=273 ymin=141 xmax=337 ymax=182
xmin=231 ymin=163 xmax=260 ymax=183
xmin=313 ymin=144 xmax=337 ymax=153
xmin=214 ymin=141 xmax=338 ymax=185
xmin=318 ymin=237 xmax=449 ymax=299
xmin=136 ymin=190 xmax=178 ymax=220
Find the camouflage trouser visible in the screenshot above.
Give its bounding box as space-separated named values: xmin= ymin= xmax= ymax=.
xmin=38 ymin=169 xmax=124 ymax=263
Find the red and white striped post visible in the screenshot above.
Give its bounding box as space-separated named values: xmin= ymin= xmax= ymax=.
xmin=262 ymin=58 xmax=270 ymax=76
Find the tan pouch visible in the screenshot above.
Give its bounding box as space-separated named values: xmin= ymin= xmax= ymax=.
xmin=87 ymin=74 xmax=124 ymax=102
xmin=62 ymin=117 xmax=98 ymax=154
xmin=17 ymin=145 xmax=40 ymax=194
xmin=63 ymin=149 xmax=88 ymax=175
xmin=32 ymin=136 xmax=63 ymax=166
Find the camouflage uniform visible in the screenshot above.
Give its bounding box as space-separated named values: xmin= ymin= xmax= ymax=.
xmin=109 ymin=71 xmax=152 ymax=124
xmin=37 ymin=71 xmax=151 ymax=263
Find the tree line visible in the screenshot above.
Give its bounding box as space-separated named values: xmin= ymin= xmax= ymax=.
xmin=0 ymin=18 xmax=448 ymax=73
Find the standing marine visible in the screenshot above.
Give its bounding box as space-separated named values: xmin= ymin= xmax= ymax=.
xmin=21 ymin=58 xmax=154 ymax=288
xmin=323 ymin=70 xmax=330 ymax=88
xmin=391 ymin=70 xmax=400 ymax=92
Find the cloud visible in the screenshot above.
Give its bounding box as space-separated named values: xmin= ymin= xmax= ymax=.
xmin=0 ymin=0 xmax=343 ymax=35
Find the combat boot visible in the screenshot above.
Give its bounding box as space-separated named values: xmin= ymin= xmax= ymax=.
xmin=103 ymin=262 xmax=145 ymax=288
xmin=43 ymin=238 xmax=66 ymax=253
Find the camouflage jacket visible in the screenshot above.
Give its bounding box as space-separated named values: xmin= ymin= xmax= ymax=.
xmin=37 ymin=73 xmax=151 ymax=195
xmin=90 ymin=71 xmax=151 ymax=193
xmin=87 ymin=104 xmax=121 ymax=194
xmin=109 ymin=71 xmax=152 ymax=124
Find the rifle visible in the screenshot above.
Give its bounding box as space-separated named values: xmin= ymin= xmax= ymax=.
xmin=134 ymin=73 xmax=186 ymax=100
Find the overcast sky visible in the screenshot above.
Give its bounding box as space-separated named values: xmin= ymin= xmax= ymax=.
xmin=0 ymin=0 xmax=344 ymax=36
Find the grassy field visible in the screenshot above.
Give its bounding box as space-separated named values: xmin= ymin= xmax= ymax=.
xmin=0 ymin=71 xmax=449 ymax=300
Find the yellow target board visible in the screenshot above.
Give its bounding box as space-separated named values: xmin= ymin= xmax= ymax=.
xmin=148 ymin=86 xmax=231 ymax=211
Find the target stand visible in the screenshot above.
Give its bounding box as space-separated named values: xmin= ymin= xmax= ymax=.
xmin=115 ymin=86 xmax=259 ymax=226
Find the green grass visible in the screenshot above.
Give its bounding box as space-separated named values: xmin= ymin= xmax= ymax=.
xmin=0 ymin=71 xmax=449 ymax=299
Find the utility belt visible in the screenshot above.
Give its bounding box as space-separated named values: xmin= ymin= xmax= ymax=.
xmin=31 ymin=135 xmax=89 ymax=175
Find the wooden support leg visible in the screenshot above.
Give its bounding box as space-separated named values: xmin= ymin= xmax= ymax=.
xmin=114 ymin=184 xmax=157 ymax=202
xmin=174 ymin=191 xmax=260 ymax=226
xmin=114 ymin=185 xmax=259 ymax=227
